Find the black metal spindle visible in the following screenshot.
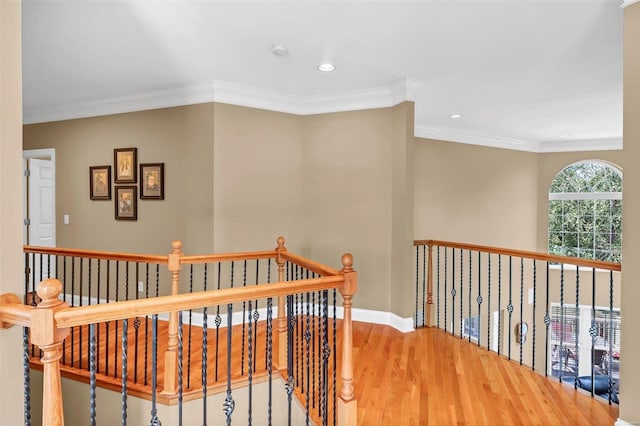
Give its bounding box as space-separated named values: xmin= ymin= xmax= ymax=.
xmin=532 ymin=261 xmax=537 ymax=372
xmin=590 ymin=267 xmax=596 ymax=397
xmin=451 ymin=248 xmax=456 ymax=335
xmin=253 ymin=259 xmax=259 ymax=373
xmin=559 ymin=264 xmax=565 ymax=383
xmin=305 ymin=291 xmax=311 ymax=425
xmin=248 ymin=301 xmax=254 ymax=425
xmin=114 ymin=261 xmax=119 ymax=378
xmin=507 ymin=256 xmax=513 ymax=361
xmin=242 ymin=260 xmax=247 ymax=377
xmin=437 ymin=246 xmax=441 ymax=329
xmin=415 ymin=246 xmax=419 ymax=328
xmin=203 ymin=264 xmax=210 ymax=424
xmin=322 ymin=290 xmax=330 ymax=426
xmin=497 ymin=255 xmax=502 ymax=356
xmin=266 ymin=259 xmax=271 ymax=367
xmin=286 ymin=294 xmax=294 ymax=426
xmin=89 ymin=323 xmax=97 ymax=426
xmin=71 ymin=257 xmax=76 ymax=368
xmin=223 ymin=304 xmax=235 ymax=425
xmin=608 ymin=270 xmax=614 ymax=404
xmin=267 ymin=296 xmax=273 ymax=425
xmin=187 ymin=264 xmax=194 ymax=389
xmin=487 ymin=254 xmax=491 ymax=351
xmin=121 ymin=318 xmax=128 ymax=426
xmin=477 ymin=251 xmax=481 ymax=347
xmin=134 ymin=316 xmax=141 ymax=383
xmin=149 ymin=314 xmax=161 ymax=426
xmin=215 ymin=263 xmax=221 ymax=382
xmin=312 ymin=290 xmax=316 ymax=409
xmin=79 ymin=258 xmax=84 ymax=370
xmin=574 ymin=265 xmax=580 ymax=388
xmin=422 ymin=245 xmax=427 ymax=328
xmin=544 ymin=262 xmax=550 ymax=377
xmin=23 ymin=327 xmax=31 ymax=426
xmin=97 ymin=260 xmax=102 ymax=375
xmin=519 ymin=257 xmax=524 ymax=366
xmin=178 ymin=311 xmax=183 ymax=426
xmin=106 ymin=260 xmax=111 ymax=376
xmin=444 ymin=248 xmax=448 ymax=333
xmin=296 ymin=267 xmax=300 ymax=386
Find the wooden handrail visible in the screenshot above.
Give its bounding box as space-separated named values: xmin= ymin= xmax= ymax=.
xmin=414 ymin=239 xmax=621 ymax=272
xmin=0 ymin=293 xmax=33 ymax=328
xmin=280 ymin=251 xmax=341 ymax=276
xmin=54 ymin=276 xmax=344 ymax=328
xmin=180 ymin=250 xmax=276 ymax=264
xmin=23 ymin=245 xmax=169 ymax=264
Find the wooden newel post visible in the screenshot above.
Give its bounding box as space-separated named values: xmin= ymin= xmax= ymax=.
xmin=426 ymin=243 xmax=434 ymax=327
xmin=338 ymin=253 xmax=358 ymax=426
xmin=162 ymin=240 xmax=182 ymax=396
xmin=275 ymin=236 xmax=288 ymax=371
xmin=30 ymin=279 xmax=70 ymax=426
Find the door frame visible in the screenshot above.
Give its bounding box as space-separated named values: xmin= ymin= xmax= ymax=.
xmin=23 ymin=148 xmax=56 ymax=247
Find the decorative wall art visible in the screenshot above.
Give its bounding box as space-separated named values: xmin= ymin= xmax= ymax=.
xmin=140 ymin=163 xmax=165 ymax=200
xmin=89 ymin=165 xmax=111 ymax=200
xmin=114 ymin=147 xmax=137 ymax=184
xmin=114 ymin=185 xmax=137 ymax=220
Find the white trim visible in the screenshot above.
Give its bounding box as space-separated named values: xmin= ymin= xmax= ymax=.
xmin=537 ymin=137 xmax=622 ymax=153
xmin=60 ymin=293 xmax=415 ymax=333
xmin=621 ymin=0 xmax=640 ymax=8
xmin=615 ymin=418 xmax=638 ymax=426
xmin=415 ymin=124 xmax=540 ymax=152
xmin=24 ymin=78 xmax=420 ymax=124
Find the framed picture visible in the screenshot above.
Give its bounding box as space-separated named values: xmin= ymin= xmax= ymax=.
xmin=114 ymin=186 xmax=137 ymax=221
xmin=140 ymin=163 xmax=165 ymax=200
xmin=89 ymin=165 xmax=111 ymax=200
xmin=114 ymin=147 xmax=137 ymax=184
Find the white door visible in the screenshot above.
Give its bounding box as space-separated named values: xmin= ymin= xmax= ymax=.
xmin=23 ymin=150 xmax=56 ymax=288
xmin=27 ymin=158 xmax=55 ymax=247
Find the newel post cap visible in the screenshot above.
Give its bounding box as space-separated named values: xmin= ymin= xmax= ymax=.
xmin=36 ymin=278 xmax=63 ymax=308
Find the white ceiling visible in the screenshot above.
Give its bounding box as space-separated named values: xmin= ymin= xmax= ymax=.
xmin=21 ymin=0 xmax=625 ymax=152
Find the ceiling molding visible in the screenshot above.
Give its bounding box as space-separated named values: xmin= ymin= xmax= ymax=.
xmin=24 ymin=78 xmax=420 ymax=124
xmin=621 ymin=0 xmax=640 ymax=8
xmin=537 ymin=137 xmax=622 ymax=153
xmin=415 ymin=124 xmax=540 ymax=152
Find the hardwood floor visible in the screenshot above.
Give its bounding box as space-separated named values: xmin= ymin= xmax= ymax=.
xmin=351 ymin=322 xmax=618 ymax=425
xmin=30 ymin=319 xmax=619 ymax=425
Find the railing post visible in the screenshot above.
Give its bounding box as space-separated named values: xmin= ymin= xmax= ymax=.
xmin=275 ymin=236 xmax=288 ymax=371
xmin=30 ymin=279 xmax=70 ymax=426
xmin=338 ymin=254 xmax=357 ymax=426
xmin=162 ymin=240 xmax=182 ymax=396
xmin=426 ymin=243 xmax=434 ymax=327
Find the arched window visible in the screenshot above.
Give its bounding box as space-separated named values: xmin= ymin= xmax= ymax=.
xmin=548 ymin=161 xmax=622 ymax=263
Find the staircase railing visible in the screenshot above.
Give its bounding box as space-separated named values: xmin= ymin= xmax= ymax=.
xmin=1 ymin=237 xmax=358 ymax=426
xmin=414 ymin=239 xmax=621 ymax=404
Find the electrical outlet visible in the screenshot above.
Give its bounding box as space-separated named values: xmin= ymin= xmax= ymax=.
xmin=138 ymin=281 xmax=144 ymax=292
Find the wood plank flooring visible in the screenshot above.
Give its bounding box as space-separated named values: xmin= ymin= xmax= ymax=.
xmin=30 ymin=319 xmax=619 ymax=425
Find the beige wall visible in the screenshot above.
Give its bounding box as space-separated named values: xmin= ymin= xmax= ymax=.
xmin=414 ymin=138 xmax=539 ymax=251
xmin=621 ymin=3 xmax=640 ymax=423
xmin=536 ymin=150 xmax=624 ymax=253
xmin=301 ymin=107 xmax=394 ymax=313
xmin=213 ymin=103 xmax=304 ymax=254
xmin=0 ymin=0 xmax=26 ymax=423
xmin=23 ymin=104 xmax=215 ymax=255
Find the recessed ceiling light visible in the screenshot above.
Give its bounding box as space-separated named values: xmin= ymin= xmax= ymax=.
xmin=449 ymin=113 xmax=463 ymax=119
xmin=317 ymin=63 xmax=335 ymax=72
xmin=271 ymin=45 xmax=288 ymax=57
xmin=558 ymin=133 xmax=571 ymax=138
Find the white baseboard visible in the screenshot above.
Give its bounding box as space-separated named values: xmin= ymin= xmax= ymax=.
xmin=616 ymin=419 xmax=639 ymax=426
xmin=63 ymin=293 xmax=415 ymax=333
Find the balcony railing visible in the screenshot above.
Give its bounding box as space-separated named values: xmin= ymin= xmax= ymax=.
xmin=1 ymin=237 xmax=358 ymax=426
xmin=414 ymin=239 xmax=621 ymax=404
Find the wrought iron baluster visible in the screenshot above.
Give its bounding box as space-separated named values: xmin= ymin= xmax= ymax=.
xmin=476 ymin=251 xmax=481 ymax=346
xmin=121 ymin=318 xmax=128 ymax=426
xmin=253 ymin=259 xmax=260 ymax=374
xmin=437 ymin=246 xmax=441 ymax=329
xmin=89 ymin=323 xmax=97 ymax=426
xmin=79 ymin=258 xmax=84 ymax=370
xmin=608 ymin=270 xmax=614 ymax=404
xmin=544 ymin=262 xmax=550 ymax=377
xmin=519 ymin=258 xmax=524 ymax=366
xmin=422 ymin=245 xmax=427 ymax=328
xmin=71 ymin=257 xmax=76 ymax=368
xmin=266 ymin=296 xmax=274 ymax=425
xmin=242 ymin=260 xmax=247 ymax=377
xmin=296 ymin=266 xmax=301 ymax=389
xmin=451 ymin=248 xmax=456 ymax=336
xmin=247 ymin=301 xmax=254 ymax=425
xmin=187 ymin=264 xmax=194 ymax=389
xmin=23 ymin=327 xmax=31 ymax=426
xmin=560 ymin=264 xmax=565 ymax=383
xmin=224 ymin=303 xmax=235 ymax=426
xmin=321 ymin=290 xmax=330 ymax=426
xmin=305 ymin=292 xmax=311 ymax=425
xmin=114 ymin=261 xmax=119 ymax=378
xmin=497 ymin=255 xmax=502 ymax=356
xmin=507 ymin=256 xmax=513 ymax=361
xmin=415 ymin=246 xmax=419 ymax=328
xmin=590 ymin=267 xmax=596 ymax=397
xmin=444 ymin=248 xmax=448 ymax=333
xmin=178 ymin=311 xmax=184 ymax=426
xmin=203 ymin=264 xmax=210 ymax=424
xmin=106 ymin=260 xmax=110 ymax=376
xmin=532 ymin=261 xmax=537 ymax=371
xmin=312 ymin=290 xmax=316 ymax=409
xmin=487 ymin=254 xmax=491 ymax=351
xmin=575 ymin=265 xmax=580 ymax=388
xmin=97 ymin=260 xmax=102 ymax=375
xmin=286 ymin=295 xmax=294 ymax=426
xmin=149 ymin=314 xmax=161 ymax=426
xmin=333 ymin=288 xmax=337 ymax=426
xmin=215 ymin=263 xmax=221 ymax=382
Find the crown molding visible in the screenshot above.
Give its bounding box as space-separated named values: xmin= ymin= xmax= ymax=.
xmin=415 ymin=124 xmax=539 ymax=152
xmin=621 ymin=0 xmax=640 ymax=8
xmin=23 ymin=78 xmax=421 ymax=124
xmin=537 ymin=137 xmax=622 ymax=153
